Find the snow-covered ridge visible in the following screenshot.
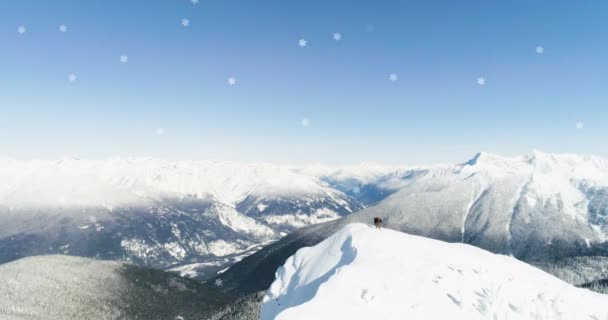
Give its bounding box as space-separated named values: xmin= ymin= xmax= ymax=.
xmin=261 ymin=223 xmax=608 ymax=320
xmin=0 ymin=158 xmax=353 ymax=207
xmin=3 ymin=150 xmax=606 ymax=208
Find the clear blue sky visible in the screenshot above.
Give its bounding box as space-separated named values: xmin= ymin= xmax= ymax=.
xmin=1 ymin=0 xmax=607 ymax=164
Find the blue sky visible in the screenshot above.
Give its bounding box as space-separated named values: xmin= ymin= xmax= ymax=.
xmin=1 ymin=0 xmax=607 ymax=164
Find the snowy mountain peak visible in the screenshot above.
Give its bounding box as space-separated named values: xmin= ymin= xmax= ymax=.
xmin=261 ymin=223 xmax=608 ymax=320
xmin=462 ymin=152 xmax=507 ymax=166
xmin=0 ymin=158 xmax=354 ymax=208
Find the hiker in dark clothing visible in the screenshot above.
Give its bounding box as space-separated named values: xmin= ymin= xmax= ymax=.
xmin=373 ymin=217 xmax=383 ymax=229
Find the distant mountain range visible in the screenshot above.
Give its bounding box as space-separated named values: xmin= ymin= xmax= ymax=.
xmin=0 ymin=158 xmax=373 ymax=272
xmin=2 ymin=151 xmax=608 ymax=319
xmin=1 ymin=151 xmax=608 ymax=279
xmin=213 ymin=150 xmax=608 ymax=298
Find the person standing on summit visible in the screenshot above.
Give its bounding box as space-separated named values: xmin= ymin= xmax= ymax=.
xmin=373 ymin=217 xmax=383 ymax=229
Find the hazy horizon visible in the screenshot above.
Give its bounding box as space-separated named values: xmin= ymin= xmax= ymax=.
xmin=1 ymin=149 xmax=606 ymax=167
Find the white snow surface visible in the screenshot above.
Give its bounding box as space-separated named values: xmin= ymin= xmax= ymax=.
xmin=2 ymin=151 xmax=607 ymax=209
xmin=0 ymin=158 xmax=347 ymax=207
xmin=261 ymin=223 xmax=608 ymax=320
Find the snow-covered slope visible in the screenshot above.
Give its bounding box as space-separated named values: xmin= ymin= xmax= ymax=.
xmin=0 ymin=255 xmax=228 ymax=320
xmin=0 ymin=158 xmax=353 ymax=209
xmin=261 ymin=224 xmax=608 ymax=320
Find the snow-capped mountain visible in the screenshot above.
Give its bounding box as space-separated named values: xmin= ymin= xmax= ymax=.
xmin=0 ymin=158 xmax=357 ymax=210
xmin=0 ymin=255 xmax=228 ymax=320
xmin=298 ymin=163 xmax=408 ymax=205
xmin=261 ymin=223 xmax=608 ymax=320
xmin=340 ymin=150 xmax=608 ymax=260
xmin=2 ymin=151 xmax=608 ymax=277
xmin=305 ymin=150 xmax=608 ymax=259
xmin=212 ymin=151 xmax=608 ymax=300
xmin=0 ymin=158 xmax=362 ymax=272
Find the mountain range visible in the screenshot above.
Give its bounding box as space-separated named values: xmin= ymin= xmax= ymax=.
xmin=2 ymin=151 xmax=608 ymax=319
xmin=1 ymin=151 xmax=608 ymax=278
xmin=212 ymin=150 xmax=608 ymax=299
xmin=0 ymin=158 xmax=368 ymax=273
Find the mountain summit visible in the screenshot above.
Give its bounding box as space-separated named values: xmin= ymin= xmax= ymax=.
xmin=261 ymin=224 xmax=608 ymax=320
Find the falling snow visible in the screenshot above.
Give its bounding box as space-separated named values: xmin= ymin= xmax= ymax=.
xmin=477 ymin=77 xmax=486 ymax=86
xmin=215 ymin=278 xmax=223 ymax=287
xmin=181 ymin=18 xmax=190 ymax=27
xmin=298 ymin=39 xmax=307 ymax=48
xmin=576 ymin=121 xmax=584 ymax=129
xmin=301 ymin=118 xmax=310 ymax=127
xmin=191 ymin=0 xmax=199 ymax=4
xmin=17 ymin=26 xmax=26 ymax=34
xmin=68 ymin=73 xmax=77 ymax=82
xmin=120 ymin=55 xmax=129 ymax=64
xmin=536 ymin=46 xmax=544 ymax=54
xmin=333 ymin=32 xmax=342 ymax=41
xmin=59 ymin=24 xmax=68 ymax=33
xmin=389 ymin=73 xmax=398 ymax=82
xmin=227 ymin=77 xmax=237 ymax=86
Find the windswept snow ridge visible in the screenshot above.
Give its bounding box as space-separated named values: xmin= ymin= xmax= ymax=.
xmin=261 ymin=224 xmax=608 ymax=320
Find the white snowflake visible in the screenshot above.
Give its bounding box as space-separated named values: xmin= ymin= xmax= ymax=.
xmin=181 ymin=18 xmax=190 ymax=27
xmin=227 ymin=77 xmax=237 ymax=86
xmin=17 ymin=26 xmax=26 ymax=35
xmin=191 ymin=0 xmax=199 ymax=4
xmin=156 ymin=128 xmax=165 ymax=135
xmin=301 ymin=118 xmax=310 ymax=127
xmin=120 ymin=55 xmax=129 ymax=64
xmin=389 ymin=73 xmax=398 ymax=82
xmin=59 ymin=24 xmax=68 ymax=33
xmin=215 ymin=279 xmax=223 ymax=287
xmin=333 ymin=32 xmax=342 ymax=41
xmin=68 ymin=73 xmax=77 ymax=82
xmin=576 ymin=121 xmax=584 ymax=129
xmin=477 ymin=77 xmax=486 ymax=86
xmin=536 ymin=46 xmax=544 ymax=54
xmin=298 ymin=39 xmax=307 ymax=48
